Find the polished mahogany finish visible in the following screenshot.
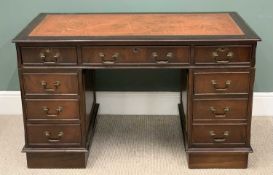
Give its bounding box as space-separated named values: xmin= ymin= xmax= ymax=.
xmin=193 ymin=99 xmax=248 ymax=121
xmin=193 ymin=71 xmax=250 ymax=95
xmin=13 ymin=12 xmax=260 ymax=169
xmin=21 ymin=47 xmax=78 ymax=65
xmin=193 ymin=45 xmax=252 ymax=65
xmin=26 ymin=124 xmax=82 ymax=146
xmin=25 ymin=99 xmax=80 ymax=121
xmin=81 ymin=46 xmax=190 ymax=65
xmin=191 ymin=124 xmax=247 ymax=147
xmin=22 ymin=73 xmax=79 ymax=95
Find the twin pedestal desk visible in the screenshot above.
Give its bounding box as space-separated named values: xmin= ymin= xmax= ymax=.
xmin=13 ymin=13 xmax=260 ymax=169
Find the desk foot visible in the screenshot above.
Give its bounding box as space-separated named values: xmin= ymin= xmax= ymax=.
xmin=187 ymin=152 xmax=249 ymax=169
xmin=25 ymin=150 xmax=88 ymax=168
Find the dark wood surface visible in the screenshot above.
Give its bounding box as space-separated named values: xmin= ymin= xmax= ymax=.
xmin=13 ymin=12 xmax=260 ymax=169
xmin=192 ymin=98 xmax=248 ymax=121
xmin=25 ymin=99 xmax=80 ymax=121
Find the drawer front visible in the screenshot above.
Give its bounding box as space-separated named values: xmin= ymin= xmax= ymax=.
xmin=194 ymin=71 xmax=250 ymax=95
xmin=25 ymin=99 xmax=80 ymax=121
xmin=27 ymin=124 xmax=81 ymax=146
xmin=21 ymin=47 xmax=77 ymax=65
xmin=194 ymin=46 xmax=252 ymax=64
xmin=23 ymin=73 xmax=79 ymax=95
xmin=81 ymin=46 xmax=190 ymax=64
xmin=192 ymin=125 xmax=247 ymax=147
xmin=193 ymin=99 xmax=248 ymax=121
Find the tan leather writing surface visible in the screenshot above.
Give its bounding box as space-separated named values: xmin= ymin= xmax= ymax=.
xmin=29 ymin=13 xmax=244 ymax=37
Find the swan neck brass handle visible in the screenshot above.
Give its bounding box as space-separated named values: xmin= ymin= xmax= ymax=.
xmin=209 ymin=106 xmax=230 ymax=118
xmin=211 ymin=80 xmax=231 ymax=91
xmin=40 ymin=49 xmax=60 ymax=64
xmin=212 ymin=48 xmax=233 ymax=64
xmin=44 ymin=131 xmax=64 ymax=143
xmin=152 ymin=52 xmax=172 ymax=64
xmin=209 ymin=131 xmax=229 ymax=143
xmin=99 ymin=52 xmax=118 ymax=64
xmin=42 ymin=106 xmax=63 ymax=117
xmin=41 ymin=80 xmax=60 ymax=92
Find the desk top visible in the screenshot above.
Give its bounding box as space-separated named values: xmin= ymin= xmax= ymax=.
xmin=13 ymin=12 xmax=260 ymax=42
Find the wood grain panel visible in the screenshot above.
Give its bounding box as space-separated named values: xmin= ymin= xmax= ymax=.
xmin=21 ymin=47 xmax=77 ymax=65
xmin=27 ymin=124 xmax=81 ymax=146
xmin=23 ymin=73 xmax=79 ymax=95
xmin=191 ymin=124 xmax=247 ymax=147
xmin=25 ymin=99 xmax=80 ymax=121
xmin=194 ymin=71 xmax=250 ymax=95
xmin=193 ymin=99 xmax=248 ymax=121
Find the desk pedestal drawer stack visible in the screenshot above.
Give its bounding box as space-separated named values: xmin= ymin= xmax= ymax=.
xmin=13 ymin=13 xmax=260 ymax=169
xmin=18 ymin=54 xmax=97 ymax=168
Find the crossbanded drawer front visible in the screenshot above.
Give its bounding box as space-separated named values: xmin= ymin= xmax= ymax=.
xmin=191 ymin=124 xmax=247 ymax=147
xmin=81 ymin=46 xmax=190 ymax=65
xmin=194 ymin=45 xmax=252 ymax=65
xmin=25 ymin=99 xmax=80 ymax=121
xmin=26 ymin=124 xmax=81 ymax=146
xmin=23 ymin=73 xmax=79 ymax=95
xmin=194 ymin=71 xmax=250 ymax=95
xmin=193 ymin=99 xmax=248 ymax=122
xmin=21 ymin=47 xmax=78 ymax=65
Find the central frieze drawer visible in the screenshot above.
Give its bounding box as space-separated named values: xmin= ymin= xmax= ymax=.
xmin=27 ymin=124 xmax=81 ymax=146
xmin=191 ymin=124 xmax=247 ymax=147
xmin=193 ymin=99 xmax=248 ymax=121
xmin=194 ymin=45 xmax=252 ymax=65
xmin=194 ymin=71 xmax=250 ymax=95
xmin=25 ymin=99 xmax=80 ymax=121
xmin=22 ymin=73 xmax=79 ymax=95
xmin=21 ymin=47 xmax=78 ymax=65
xmin=81 ymin=46 xmax=190 ymax=64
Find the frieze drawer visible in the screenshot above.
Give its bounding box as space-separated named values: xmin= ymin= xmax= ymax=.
xmin=193 ymin=45 xmax=252 ymax=65
xmin=21 ymin=47 xmax=78 ymax=65
xmin=81 ymin=46 xmax=190 ymax=65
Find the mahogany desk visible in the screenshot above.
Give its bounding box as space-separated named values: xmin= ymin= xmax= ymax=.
xmin=13 ymin=13 xmax=260 ymax=169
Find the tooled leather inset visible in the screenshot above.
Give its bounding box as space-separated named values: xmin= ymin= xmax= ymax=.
xmin=29 ymin=13 xmax=244 ymax=36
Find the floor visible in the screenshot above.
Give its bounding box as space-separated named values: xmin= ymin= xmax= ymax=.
xmin=0 ymin=115 xmax=272 ymax=175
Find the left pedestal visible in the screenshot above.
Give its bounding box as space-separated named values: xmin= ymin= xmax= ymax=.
xmin=19 ymin=68 xmax=97 ymax=168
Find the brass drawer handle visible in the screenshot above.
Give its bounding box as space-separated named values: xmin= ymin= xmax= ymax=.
xmin=42 ymin=106 xmax=63 ymax=117
xmin=44 ymin=131 xmax=64 ymax=143
xmin=40 ymin=80 xmax=60 ymax=92
xmin=99 ymin=52 xmax=118 ymax=64
xmin=40 ymin=48 xmax=60 ymax=64
xmin=209 ymin=106 xmax=230 ymax=118
xmin=211 ymin=80 xmax=231 ymax=91
xmin=209 ymin=131 xmax=229 ymax=143
xmin=152 ymin=52 xmax=173 ymax=64
xmin=212 ymin=48 xmax=234 ymax=64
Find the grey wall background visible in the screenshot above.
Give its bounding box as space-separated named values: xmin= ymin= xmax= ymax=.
xmin=0 ymin=0 xmax=272 ymax=91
